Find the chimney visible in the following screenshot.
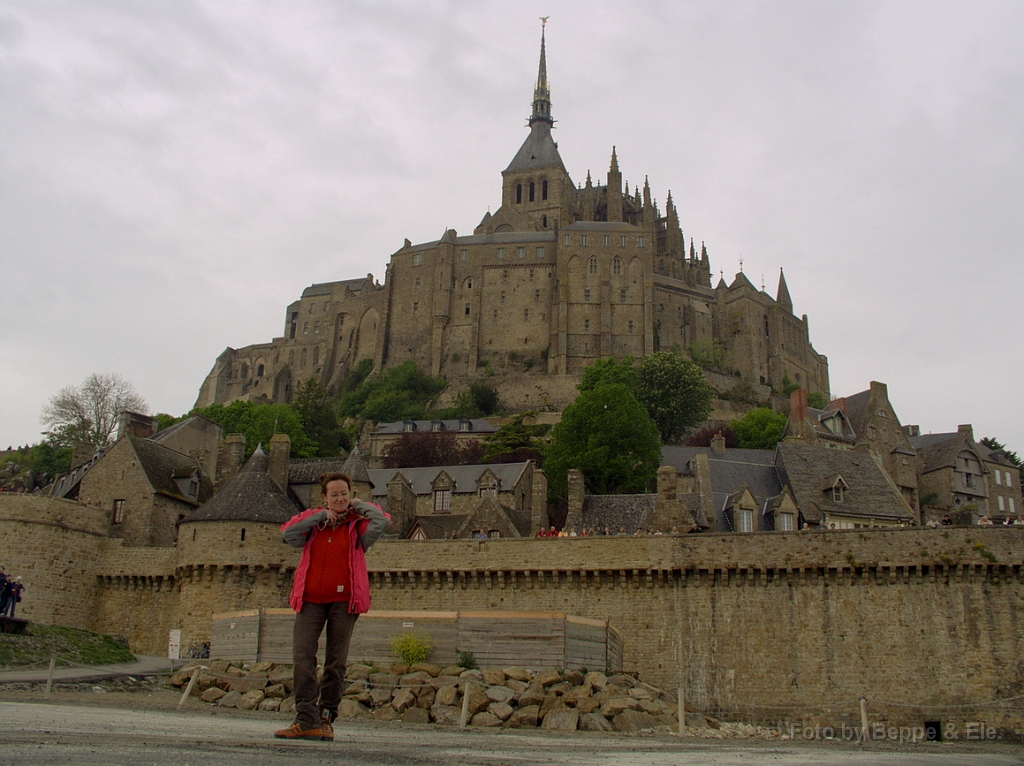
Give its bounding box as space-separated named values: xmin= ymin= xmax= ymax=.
xmin=216 ymin=434 xmax=246 ymax=492
xmin=904 ymin=425 xmax=921 ymax=438
xmin=268 ymin=433 xmax=291 ymax=492
xmin=566 ymin=469 xmax=585 ymax=532
xmin=711 ymin=432 xmax=726 ymax=454
xmin=118 ymin=411 xmax=158 ymax=440
xmin=957 ymin=424 xmax=974 ymax=440
xmin=790 ymin=389 xmax=809 ymax=424
xmin=830 ymin=397 xmax=846 ymax=414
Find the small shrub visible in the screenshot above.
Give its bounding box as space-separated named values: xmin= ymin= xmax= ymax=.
xmin=389 ymin=631 xmax=433 ymax=666
xmin=456 ymin=650 xmax=478 ymax=670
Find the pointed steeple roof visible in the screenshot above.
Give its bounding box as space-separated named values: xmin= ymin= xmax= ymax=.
xmin=340 ymin=445 xmax=374 ymax=488
xmin=504 ymin=23 xmax=567 ymax=175
xmin=776 ymin=268 xmax=793 ymax=311
xmin=183 ymin=444 xmax=298 ymax=523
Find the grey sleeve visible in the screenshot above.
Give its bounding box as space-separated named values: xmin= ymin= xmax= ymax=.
xmin=282 ymin=510 xmax=328 ymax=548
xmin=354 ymin=501 xmax=391 ymax=552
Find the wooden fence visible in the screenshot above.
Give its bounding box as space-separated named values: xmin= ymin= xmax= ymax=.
xmin=210 ymin=609 xmax=622 ymax=672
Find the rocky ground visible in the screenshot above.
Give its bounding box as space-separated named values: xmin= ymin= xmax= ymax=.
xmin=160 ymin=659 xmax=780 ymax=738
xmin=0 ymin=661 xmax=779 ymax=739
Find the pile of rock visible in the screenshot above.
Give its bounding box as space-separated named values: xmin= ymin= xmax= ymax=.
xmin=169 ymin=660 xmax=761 ymax=735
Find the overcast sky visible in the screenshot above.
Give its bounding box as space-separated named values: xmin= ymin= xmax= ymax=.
xmin=2 ymin=0 xmax=1022 ymax=454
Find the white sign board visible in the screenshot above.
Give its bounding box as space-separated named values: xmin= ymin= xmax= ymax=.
xmin=168 ymin=629 xmax=182 ymax=660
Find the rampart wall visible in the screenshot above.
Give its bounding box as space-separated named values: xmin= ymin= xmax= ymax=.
xmin=0 ymin=495 xmax=107 ymax=629
xmin=364 ymin=528 xmax=1024 ymax=725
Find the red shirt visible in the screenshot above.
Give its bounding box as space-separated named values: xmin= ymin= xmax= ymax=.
xmin=302 ymin=521 xmax=351 ymax=604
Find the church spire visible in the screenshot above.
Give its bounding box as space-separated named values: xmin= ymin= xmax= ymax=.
xmin=776 ymin=268 xmax=793 ymax=312
xmin=530 ymin=19 xmax=553 ymax=126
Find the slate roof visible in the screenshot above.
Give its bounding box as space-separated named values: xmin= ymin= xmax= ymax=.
xmin=49 ymin=446 xmax=106 ymax=499
xmin=582 ymin=494 xmax=657 ymax=534
xmin=909 ymin=432 xmax=978 ymax=474
xmin=706 ymin=460 xmax=784 ymax=532
xmin=375 ymin=419 xmax=497 ymax=435
xmin=504 ymin=120 xmax=566 ymax=173
xmin=408 ymin=515 xmax=465 ymax=539
xmin=183 ymin=446 xmax=300 ymax=524
xmin=367 ymin=462 xmax=529 ymax=498
xmin=129 ymin=436 xmax=210 ymax=506
xmin=340 ymin=447 xmax=373 ymax=487
xmin=840 ymin=389 xmax=872 ymax=432
xmin=149 ymin=415 xmax=221 ymax=445
xmin=662 ymin=446 xmax=776 ymax=471
xmin=775 ymin=443 xmax=912 ymax=524
xmin=288 ymin=457 xmax=350 ymax=484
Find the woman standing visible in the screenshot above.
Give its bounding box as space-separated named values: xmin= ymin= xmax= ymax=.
xmin=274 ymin=472 xmax=390 ymax=741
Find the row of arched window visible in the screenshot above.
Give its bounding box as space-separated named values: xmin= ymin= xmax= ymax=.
xmin=515 ymin=179 xmax=549 ymax=204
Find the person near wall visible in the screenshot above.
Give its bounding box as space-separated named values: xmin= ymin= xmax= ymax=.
xmin=1 ymin=577 xmax=24 ymax=617
xmin=274 ymin=472 xmax=390 ymax=741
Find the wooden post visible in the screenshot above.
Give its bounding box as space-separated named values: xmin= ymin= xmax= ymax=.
xmin=459 ymin=681 xmax=472 ymax=729
xmin=677 ymin=685 xmax=685 ymax=737
xmin=43 ymin=654 xmax=56 ymax=698
xmin=859 ymin=696 xmax=869 ymax=744
xmin=177 ymin=665 xmax=204 ymax=710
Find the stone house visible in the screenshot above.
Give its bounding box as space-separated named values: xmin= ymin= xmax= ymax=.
xmin=368 ymin=418 xmax=497 ymax=458
xmin=195 ymin=29 xmax=829 ymax=414
xmin=77 ymin=434 xmax=212 ymax=547
xmin=785 ymin=388 xmax=856 ymax=449
xmin=833 ymin=381 xmax=920 ymax=513
xmin=979 ymin=444 xmax=1022 ymax=520
xmin=908 ymin=425 xmax=1001 ymax=521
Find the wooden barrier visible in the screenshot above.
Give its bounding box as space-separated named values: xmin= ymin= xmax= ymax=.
xmin=210 ymin=609 xmax=622 ymax=671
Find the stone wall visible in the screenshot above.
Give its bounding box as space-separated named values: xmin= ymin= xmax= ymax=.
xmin=363 ymin=528 xmax=1024 ymax=725
xmin=0 ymin=494 xmax=107 ymax=629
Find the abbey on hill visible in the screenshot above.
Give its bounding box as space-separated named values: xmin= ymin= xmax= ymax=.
xmin=196 ymin=28 xmax=829 ymax=411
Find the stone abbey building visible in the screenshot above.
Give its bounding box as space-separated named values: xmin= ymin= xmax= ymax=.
xmin=196 ymin=29 xmax=829 ymax=410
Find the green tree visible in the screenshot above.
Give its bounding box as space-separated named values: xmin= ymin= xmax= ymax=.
xmin=338 ymin=361 xmax=446 ymax=422
xmin=688 ymin=338 xmax=724 ymax=369
xmin=544 ymin=384 xmax=661 ymax=500
xmin=381 ymin=431 xmax=483 ymax=468
xmin=292 ymin=377 xmax=350 ymax=456
xmin=634 ymin=352 xmax=714 ymax=444
xmin=482 ymin=413 xmax=549 ymax=464
xmin=806 ymin=391 xmax=829 ymax=410
xmin=452 ymin=381 xmax=500 ymax=417
xmin=579 ymin=356 xmax=637 ymax=393
xmin=730 ymin=407 xmax=788 ymax=450
xmin=191 ymin=400 xmax=317 ymax=458
xmin=980 ymin=437 xmax=1021 ymax=468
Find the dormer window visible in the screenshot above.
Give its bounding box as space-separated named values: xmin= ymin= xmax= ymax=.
xmin=431 ymin=420 xmax=443 ymax=432
xmin=433 ymin=489 xmax=451 ymax=513
xmin=833 ymin=485 xmax=844 ymax=502
xmin=459 ymin=418 xmax=471 ymax=432
xmin=403 ymin=420 xmax=416 ymax=432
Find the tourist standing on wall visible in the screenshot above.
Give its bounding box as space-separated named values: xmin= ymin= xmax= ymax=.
xmin=275 ymin=472 xmax=390 ymax=741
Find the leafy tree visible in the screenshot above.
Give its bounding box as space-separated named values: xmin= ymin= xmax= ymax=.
xmin=338 ymin=361 xmax=446 ymax=422
xmin=340 ymin=358 xmax=374 ymax=393
xmin=544 ymin=384 xmax=661 ymax=500
xmin=381 ymin=431 xmax=483 ymax=468
xmin=806 ymin=391 xmax=829 ymax=410
xmin=191 ymin=400 xmax=317 ymax=458
xmin=40 ymin=373 xmax=148 ymax=446
xmin=730 ymin=407 xmax=788 ymax=450
xmin=781 ymin=375 xmax=800 ymax=397
xmin=579 ymin=356 xmax=637 ymax=393
xmin=980 ymin=437 xmax=1021 ymax=468
xmin=482 ymin=413 xmax=549 ymax=464
xmin=0 ymin=441 xmax=72 ymax=490
xmin=634 ymin=352 xmax=714 ymax=444
xmin=688 ymin=338 xmax=724 ymax=369
xmin=154 ymin=413 xmax=180 ymax=432
xmin=452 ymin=381 xmax=500 ymax=417
xmin=686 ymin=423 xmax=739 ymax=449
xmin=292 ymin=377 xmax=350 ymax=456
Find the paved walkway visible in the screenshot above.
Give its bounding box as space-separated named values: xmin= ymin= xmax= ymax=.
xmin=0 ymin=655 xmax=177 ymax=684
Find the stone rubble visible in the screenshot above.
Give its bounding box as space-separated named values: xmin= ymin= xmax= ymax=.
xmin=167 ymin=660 xmax=780 ymax=737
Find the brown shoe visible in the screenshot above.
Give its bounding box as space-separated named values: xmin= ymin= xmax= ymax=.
xmin=319 ymin=715 xmax=334 ymax=741
xmin=274 ymin=722 xmax=322 ymax=739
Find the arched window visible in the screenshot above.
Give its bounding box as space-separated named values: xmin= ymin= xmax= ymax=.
xmin=516 ymin=184 xmax=522 ymax=204
xmin=529 ymin=182 xmax=535 ymax=202
xmin=301 ymin=348 xmax=307 ymax=367
xmin=542 ymin=179 xmax=548 ymax=200
xmin=256 ymin=364 xmax=265 ymax=377
xmin=612 ymin=258 xmax=622 ymax=275
xmin=588 ymin=257 xmax=598 ymax=274
xmin=313 ymin=346 xmax=319 ymax=365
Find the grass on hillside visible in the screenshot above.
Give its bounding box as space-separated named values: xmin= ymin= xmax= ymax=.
xmin=0 ymin=624 xmax=135 ymax=670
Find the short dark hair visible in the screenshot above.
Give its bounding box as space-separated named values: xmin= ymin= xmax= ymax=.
xmin=319 ymin=472 xmax=352 ymax=496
